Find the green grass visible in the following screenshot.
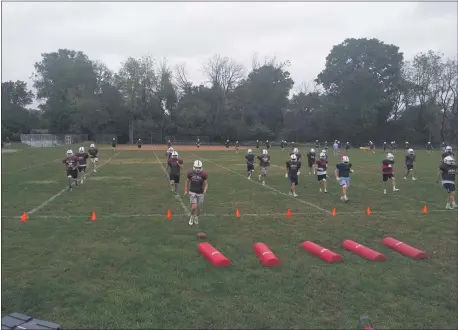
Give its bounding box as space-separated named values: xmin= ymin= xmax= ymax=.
xmin=1 ymin=145 xmax=457 ymax=329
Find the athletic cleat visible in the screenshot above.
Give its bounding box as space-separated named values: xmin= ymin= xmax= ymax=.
xmin=94 ymin=169 xmax=97 ymax=173
xmin=293 ymin=193 xmax=298 ymax=197
xmin=319 ymin=188 xmax=322 ymax=192
xmin=446 ymin=204 xmax=453 ymax=210
xmin=324 ymin=189 xmax=328 ymax=193
xmin=289 ymin=192 xmax=293 ymax=196
xmin=412 ymin=177 xmax=416 ymax=181
xmin=258 ymin=174 xmax=262 ymax=181
xmin=403 ymin=177 xmax=407 ymax=180
xmin=189 ymin=216 xmax=194 ymax=226
xmin=262 ymin=181 xmax=265 ymax=186
xmin=393 ymin=188 xmax=399 ymax=192
xmin=194 ymin=216 xmax=199 ymax=225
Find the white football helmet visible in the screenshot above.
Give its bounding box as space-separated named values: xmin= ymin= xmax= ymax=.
xmin=247 ymin=149 xmax=252 ymax=154
xmin=79 ymin=146 xmax=84 ymax=153
xmin=444 ymin=156 xmax=456 ymax=165
xmin=386 ymin=153 xmax=395 ymax=161
xmin=172 ymin=151 xmax=178 ymax=158
xmin=310 ymin=148 xmax=315 ymax=153
xmin=266 ymin=140 xmax=269 ymax=143
xmin=236 ymin=141 xmax=239 ymax=143
xmin=168 ymin=147 xmax=174 ymax=152
xmin=319 ymin=152 xmax=326 ymax=159
xmin=408 ymin=148 xmax=414 ymax=155
xmin=193 ymin=160 xmax=203 ymax=173
xmin=445 ymin=146 xmax=452 ymax=152
xmin=262 ymin=149 xmax=268 ymax=155
xmin=90 ymin=143 xmax=95 ymax=148
xmin=293 ymin=147 xmax=299 ymax=154
xmin=66 ymin=149 xmax=73 ymax=156
xmin=290 ymin=154 xmax=297 ymax=161
xmin=342 ymin=155 xmax=350 ymax=163
xmin=321 ymin=149 xmax=326 ymax=154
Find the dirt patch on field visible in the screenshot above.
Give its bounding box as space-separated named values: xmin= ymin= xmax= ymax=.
xmin=101 ymin=145 xmax=242 ymax=151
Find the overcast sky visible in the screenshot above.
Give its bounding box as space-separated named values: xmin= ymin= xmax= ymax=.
xmin=2 ymin=1 xmax=457 ymax=106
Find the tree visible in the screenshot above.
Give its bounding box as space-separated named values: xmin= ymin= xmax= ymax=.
xmin=1 ymin=81 xmax=37 ymax=136
xmin=32 ymin=49 xmax=98 ymax=133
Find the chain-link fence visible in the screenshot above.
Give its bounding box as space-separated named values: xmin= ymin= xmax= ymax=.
xmin=20 ymin=134 xmax=88 ymax=148
xmin=94 ymin=134 xmax=117 ymax=144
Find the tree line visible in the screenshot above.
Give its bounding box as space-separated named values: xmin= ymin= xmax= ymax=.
xmin=2 ymin=37 xmax=457 ymax=145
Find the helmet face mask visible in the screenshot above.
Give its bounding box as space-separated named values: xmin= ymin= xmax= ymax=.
xmin=387 ymin=153 xmax=394 ymax=161
xmin=290 ymin=154 xmax=297 ymax=162
xmin=66 ymin=149 xmax=73 ymax=157
xmin=193 ymin=160 xmax=203 ymax=173
xmin=444 ymin=156 xmax=456 ymax=165
xmin=262 ymin=149 xmax=268 ymax=155
xmin=79 ymin=147 xmax=84 ymax=153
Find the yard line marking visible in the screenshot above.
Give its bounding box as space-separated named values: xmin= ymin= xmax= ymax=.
xmin=152 ymin=150 xmax=190 ymax=216
xmin=190 ymin=153 xmax=330 ymax=215
xmin=3 ymin=209 xmax=455 ymax=220
xmin=27 ymin=152 xmax=120 ymax=215
xmin=2 ymin=158 xmax=62 ymax=174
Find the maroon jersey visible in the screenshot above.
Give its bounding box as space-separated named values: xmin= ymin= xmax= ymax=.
xmin=75 ymin=152 xmax=89 ymax=166
xmin=382 ymin=159 xmax=394 ymax=174
xmin=315 ymin=159 xmax=328 ymax=174
xmin=257 ymin=155 xmax=270 ymax=167
xmin=88 ymin=147 xmax=98 ymax=158
xmin=168 ymin=158 xmax=183 ymax=175
xmin=187 ymin=170 xmax=208 ymax=194
xmin=63 ymin=155 xmax=79 ymax=170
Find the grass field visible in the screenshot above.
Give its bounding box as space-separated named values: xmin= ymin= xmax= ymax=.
xmin=1 ymin=143 xmax=457 ymax=329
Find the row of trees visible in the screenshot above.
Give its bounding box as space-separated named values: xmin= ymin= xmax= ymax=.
xmin=2 ymin=38 xmax=457 ymax=145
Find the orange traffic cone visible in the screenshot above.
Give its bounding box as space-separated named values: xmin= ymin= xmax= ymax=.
xmin=331 ymin=208 xmax=337 ymax=216
xmin=20 ymin=212 xmax=28 ymax=223
xmin=286 ymin=208 xmax=292 ymax=217
xmin=422 ymin=205 xmax=428 ymax=214
xmin=235 ymin=209 xmax=241 ymax=218
xmin=166 ymin=209 xmax=172 ymax=219
xmin=366 ymin=207 xmax=371 ymax=216
xmin=90 ymin=211 xmax=97 ymax=221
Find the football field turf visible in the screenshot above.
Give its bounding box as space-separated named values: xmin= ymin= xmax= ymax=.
xmin=1 ymin=144 xmax=457 ymax=329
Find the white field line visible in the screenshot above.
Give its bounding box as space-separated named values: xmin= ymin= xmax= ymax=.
xmin=3 ymin=209 xmax=455 ymax=220
xmin=27 ymin=152 xmax=120 ymax=215
xmin=191 ymin=153 xmax=331 ymax=215
xmin=2 ymin=158 xmax=62 ymax=174
xmin=152 ymin=150 xmax=190 ymax=216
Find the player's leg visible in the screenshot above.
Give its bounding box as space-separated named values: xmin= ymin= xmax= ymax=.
xmin=174 ymin=175 xmax=180 ymax=195
xmin=66 ymin=170 xmax=73 ymax=190
xmin=193 ymin=194 xmax=204 ymax=224
xmin=247 ymin=165 xmax=251 ymax=179
xmin=72 ymin=169 xmax=78 ymax=187
xmin=79 ymin=166 xmax=86 ymax=184
xmin=391 ymin=175 xmax=399 ymax=192
xmin=189 ymin=193 xmax=197 ymax=225
xmin=261 ymin=167 xmax=267 ymax=185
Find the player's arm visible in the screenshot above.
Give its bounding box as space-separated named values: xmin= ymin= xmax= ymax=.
xmin=178 ymin=160 xmax=184 ymax=168
xmin=297 ymin=162 xmax=301 ymax=175
xmin=335 ymin=166 xmax=340 ymax=179
xmin=436 ymin=167 xmax=442 ymax=183
xmin=203 ymin=179 xmax=208 ymax=194
xmin=184 ymin=177 xmax=190 ymax=195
